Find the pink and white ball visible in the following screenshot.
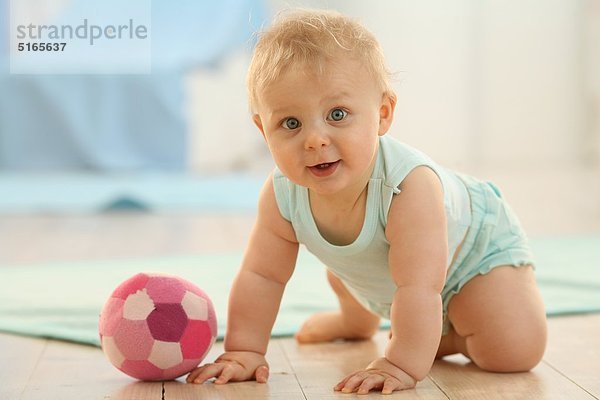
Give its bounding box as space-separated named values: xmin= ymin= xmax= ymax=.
xmin=99 ymin=273 xmax=217 ymax=381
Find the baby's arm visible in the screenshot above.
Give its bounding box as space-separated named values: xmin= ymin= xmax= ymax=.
xmin=187 ymin=174 xmax=299 ymax=384
xmin=385 ymin=167 xmax=448 ymax=379
xmin=336 ymin=166 xmax=447 ymax=394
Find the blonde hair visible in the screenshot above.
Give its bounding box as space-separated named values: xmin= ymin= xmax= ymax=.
xmin=247 ymin=9 xmax=394 ymax=112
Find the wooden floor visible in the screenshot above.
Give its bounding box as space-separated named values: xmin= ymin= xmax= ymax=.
xmin=0 ymin=213 xmax=599 ymax=399
xmin=1 ymin=314 xmax=599 ymax=400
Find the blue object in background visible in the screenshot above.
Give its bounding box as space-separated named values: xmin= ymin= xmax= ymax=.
xmin=0 ymin=172 xmax=264 ymax=213
xmin=0 ymin=0 xmax=6 ymax=57
xmin=0 ymin=0 xmax=266 ymax=171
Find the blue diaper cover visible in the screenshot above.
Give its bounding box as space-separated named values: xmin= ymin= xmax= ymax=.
xmin=440 ymin=175 xmax=535 ymax=334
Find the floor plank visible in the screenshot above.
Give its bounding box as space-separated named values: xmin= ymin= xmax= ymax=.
xmin=18 ymin=339 xmax=163 ymax=400
xmin=163 ymin=338 xmax=306 ymax=400
xmin=0 ymin=333 xmax=47 ymax=400
xmin=280 ymin=333 xmax=448 ymax=399
xmin=0 ymin=214 xmax=254 ymax=266
xmin=542 ymin=314 xmax=600 ymax=398
xmin=427 ymin=315 xmax=600 ymax=400
xmin=2 ymin=317 xmax=600 ymax=399
xmin=430 ymin=354 xmax=596 ymax=400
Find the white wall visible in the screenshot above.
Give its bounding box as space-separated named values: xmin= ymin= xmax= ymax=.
xmin=188 ymin=0 xmax=597 ymax=173
xmin=186 ymin=52 xmax=272 ymax=174
xmin=584 ymin=0 xmax=600 ymax=165
xmin=474 ymin=0 xmax=584 ymax=168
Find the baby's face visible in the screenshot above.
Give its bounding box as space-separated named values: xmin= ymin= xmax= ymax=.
xmin=253 ymin=58 xmax=394 ymax=197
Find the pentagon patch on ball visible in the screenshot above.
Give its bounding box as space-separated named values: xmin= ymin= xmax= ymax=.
xmin=99 ymin=273 xmax=217 ymax=381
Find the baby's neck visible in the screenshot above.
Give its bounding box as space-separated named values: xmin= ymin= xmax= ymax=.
xmin=309 ymin=184 xmax=369 ymax=246
xmin=309 ymin=183 xmax=368 ymax=213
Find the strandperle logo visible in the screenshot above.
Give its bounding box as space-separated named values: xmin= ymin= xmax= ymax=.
xmin=10 ymin=0 xmax=152 ymax=74
xmin=15 ymin=19 xmax=149 ymax=46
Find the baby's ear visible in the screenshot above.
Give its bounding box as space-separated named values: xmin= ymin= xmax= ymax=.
xmin=378 ymin=92 xmax=397 ymax=136
xmin=253 ymin=114 xmax=266 ymax=138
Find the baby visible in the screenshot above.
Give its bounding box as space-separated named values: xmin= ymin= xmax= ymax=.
xmin=187 ymin=9 xmax=547 ymax=394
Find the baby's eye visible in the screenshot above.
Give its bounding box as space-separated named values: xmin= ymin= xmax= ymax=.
xmin=282 ymin=117 xmax=301 ymax=130
xmin=328 ymin=108 xmax=348 ymax=122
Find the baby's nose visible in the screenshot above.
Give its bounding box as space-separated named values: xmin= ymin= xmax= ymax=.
xmin=304 ymin=127 xmax=330 ymax=150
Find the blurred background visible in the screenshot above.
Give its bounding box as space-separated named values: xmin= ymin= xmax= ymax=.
xmin=0 ymin=0 xmax=599 ymax=265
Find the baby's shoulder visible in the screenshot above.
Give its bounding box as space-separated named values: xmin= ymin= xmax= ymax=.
xmin=385 ymin=166 xmax=446 ymax=235
xmin=379 ymin=136 xmax=438 ymax=187
xmin=397 ymin=165 xmax=442 ymax=192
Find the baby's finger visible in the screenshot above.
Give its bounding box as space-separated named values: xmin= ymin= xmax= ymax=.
xmin=191 ymin=364 xmax=225 ymax=384
xmin=186 ymin=365 xmax=207 ymax=383
xmin=334 ymin=370 xmax=359 ymax=391
xmin=255 ymin=365 xmax=269 ymax=383
xmin=214 ymin=364 xmax=236 ymax=384
xmin=357 ymin=374 xmax=385 ymax=395
xmin=381 ymin=377 xmax=401 ymax=395
xmin=340 ymin=372 xmax=369 ymax=393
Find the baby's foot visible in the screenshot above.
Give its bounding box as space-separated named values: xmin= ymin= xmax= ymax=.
xmin=295 ymin=311 xmax=375 ymax=343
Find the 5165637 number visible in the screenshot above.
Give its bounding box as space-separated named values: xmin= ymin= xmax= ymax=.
xmin=17 ymin=42 xmax=67 ymax=52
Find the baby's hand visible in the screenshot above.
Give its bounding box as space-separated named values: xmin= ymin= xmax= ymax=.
xmin=334 ymin=357 xmax=416 ymax=395
xmin=186 ymin=351 xmax=269 ymax=385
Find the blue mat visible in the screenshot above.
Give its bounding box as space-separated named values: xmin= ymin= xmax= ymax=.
xmin=0 ymin=235 xmax=598 ymax=346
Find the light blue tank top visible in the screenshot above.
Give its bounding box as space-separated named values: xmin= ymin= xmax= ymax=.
xmin=272 ymin=135 xmax=471 ymax=318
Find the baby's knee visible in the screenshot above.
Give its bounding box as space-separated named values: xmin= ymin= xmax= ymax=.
xmin=475 ymin=343 xmax=544 ymax=373
xmin=470 ymin=321 xmax=547 ymax=372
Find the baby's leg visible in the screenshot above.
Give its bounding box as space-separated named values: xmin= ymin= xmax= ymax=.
xmin=295 ymin=270 xmax=380 ymax=343
xmin=437 ymin=265 xmax=547 ymax=372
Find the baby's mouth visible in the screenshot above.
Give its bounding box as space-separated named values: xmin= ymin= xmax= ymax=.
xmin=308 ymin=160 xmax=340 ymax=176
xmin=315 ymin=162 xmax=334 ymax=169
xmin=309 ymin=160 xmax=340 ymax=168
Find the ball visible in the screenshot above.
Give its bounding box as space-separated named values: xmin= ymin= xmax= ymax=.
xmin=99 ymin=272 xmax=217 ymax=381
